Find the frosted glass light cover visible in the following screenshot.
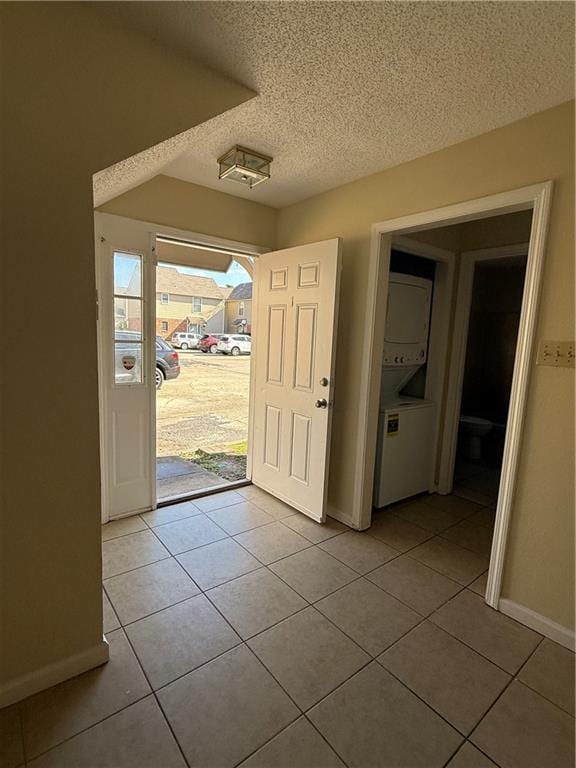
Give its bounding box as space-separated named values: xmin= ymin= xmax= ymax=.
xmin=218 ymin=145 xmax=272 ymax=188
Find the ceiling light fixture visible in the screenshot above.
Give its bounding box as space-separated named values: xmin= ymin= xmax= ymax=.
xmin=217 ymin=145 xmax=272 ymax=189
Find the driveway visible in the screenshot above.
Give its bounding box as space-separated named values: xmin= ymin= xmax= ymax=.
xmin=156 ymin=350 xmax=250 ymax=497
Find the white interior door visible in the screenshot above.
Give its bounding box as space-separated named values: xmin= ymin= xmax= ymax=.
xmin=251 ymin=239 xmax=341 ymax=522
xmin=96 ymin=213 xmax=155 ymax=521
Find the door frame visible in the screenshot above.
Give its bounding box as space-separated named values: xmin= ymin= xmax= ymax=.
xmin=95 ymin=212 xmax=268 ymax=523
xmin=438 ymin=241 xmax=530 ymax=494
xmin=355 ymin=182 xmax=552 ymax=612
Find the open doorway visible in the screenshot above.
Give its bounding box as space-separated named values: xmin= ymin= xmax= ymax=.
xmin=452 ymin=253 xmax=528 ymax=508
xmin=154 ymin=257 xmax=253 ymax=501
xmin=96 ymin=212 xmax=342 ymax=525
xmin=358 ymin=183 xmax=551 ymax=620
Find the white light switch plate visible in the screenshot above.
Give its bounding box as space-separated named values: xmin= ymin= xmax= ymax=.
xmin=536 ymin=340 xmax=575 ymax=368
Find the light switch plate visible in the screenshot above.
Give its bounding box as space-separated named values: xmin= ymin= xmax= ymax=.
xmin=536 ymin=340 xmax=575 ymax=368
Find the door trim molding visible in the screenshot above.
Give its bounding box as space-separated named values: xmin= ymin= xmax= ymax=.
xmin=356 ymin=182 xmax=553 ymax=617
xmin=0 ymin=638 xmax=109 ymax=709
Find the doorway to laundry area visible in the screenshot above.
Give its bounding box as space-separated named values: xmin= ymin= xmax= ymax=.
xmin=361 ymin=183 xmax=551 ymax=622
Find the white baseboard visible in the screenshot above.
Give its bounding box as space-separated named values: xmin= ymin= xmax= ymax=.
xmin=499 ymin=599 xmax=575 ymax=652
xmin=0 ymin=637 xmax=109 ymax=709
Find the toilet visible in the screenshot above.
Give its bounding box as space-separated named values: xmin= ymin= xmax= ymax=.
xmin=459 ymin=415 xmax=493 ymax=461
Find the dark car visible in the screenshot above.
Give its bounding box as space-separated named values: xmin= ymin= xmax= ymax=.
xmin=155 ymin=337 xmax=180 ymax=389
xmin=115 ymin=331 xmax=180 ymax=389
xmin=198 ymin=333 xmax=222 ymax=354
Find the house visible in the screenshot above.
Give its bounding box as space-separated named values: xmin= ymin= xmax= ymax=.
xmin=225 ymin=281 xmax=252 ymax=333
xmin=113 ymin=286 xmax=129 ymax=329
xmin=147 ymin=265 xmax=226 ymax=338
xmin=2 ymin=4 xmax=574 ymax=768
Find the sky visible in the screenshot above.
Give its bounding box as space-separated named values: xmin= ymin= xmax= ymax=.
xmin=114 ymin=253 xmax=251 ymax=291
xmin=173 ymin=259 xmax=251 ymax=287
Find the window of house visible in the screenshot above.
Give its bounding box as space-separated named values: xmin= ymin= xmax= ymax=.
xmin=161 ymin=321 xmax=169 ymax=332
xmin=192 ymin=297 xmax=202 ymax=313
xmin=160 ymin=293 xmax=169 ymax=304
xmin=239 ymin=301 xmax=245 ymax=317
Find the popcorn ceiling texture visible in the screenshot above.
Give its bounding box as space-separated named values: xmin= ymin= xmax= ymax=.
xmin=93 ymin=1 xmax=574 ymax=208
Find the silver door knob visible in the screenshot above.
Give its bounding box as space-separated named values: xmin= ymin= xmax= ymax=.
xmin=315 ymin=398 xmax=328 ymax=409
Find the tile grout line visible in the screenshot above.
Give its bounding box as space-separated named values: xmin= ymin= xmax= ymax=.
xmin=514 ymin=676 xmax=576 ymax=718
xmin=426 ymin=593 xmax=544 ymax=677
xmin=402 ymin=539 xmax=489 ymax=587
xmin=20 ymin=683 xmax=153 ymax=765
xmin=376 ymin=624 xmax=513 ymax=740
xmin=115 ymin=626 xmax=193 ymax=768
xmin=460 ymin=634 xmax=547 ymax=766
xmin=302 ymin=712 xmax=353 ymax=768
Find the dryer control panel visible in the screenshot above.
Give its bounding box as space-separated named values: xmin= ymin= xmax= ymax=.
xmin=383 ymin=273 xmax=433 ymax=367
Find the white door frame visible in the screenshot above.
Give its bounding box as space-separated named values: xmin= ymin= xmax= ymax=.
xmin=95 ymin=212 xmax=268 ymax=523
xmin=438 ymin=242 xmax=530 ymax=494
xmin=355 ymin=182 xmax=552 ymax=612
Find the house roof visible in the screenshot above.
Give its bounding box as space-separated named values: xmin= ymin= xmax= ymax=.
xmin=227 ymin=282 xmax=252 ymax=301
xmin=219 ymin=286 xmax=235 ymax=300
xmin=156 ymin=266 xmax=224 ymax=300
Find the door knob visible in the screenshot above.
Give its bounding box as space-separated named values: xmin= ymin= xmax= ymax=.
xmin=319 ymin=377 xmax=329 ymax=387
xmin=315 ymin=398 xmax=328 ymax=409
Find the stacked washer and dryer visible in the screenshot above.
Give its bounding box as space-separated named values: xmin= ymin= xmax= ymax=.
xmin=373 ymin=272 xmax=437 ymax=508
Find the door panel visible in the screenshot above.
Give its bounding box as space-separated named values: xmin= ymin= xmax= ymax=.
xmin=96 ymin=213 xmax=155 ymax=520
xmin=251 ymin=239 xmax=341 ymax=522
xmin=266 ymin=306 xmax=286 ymax=384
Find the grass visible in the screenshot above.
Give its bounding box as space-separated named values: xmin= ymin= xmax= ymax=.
xmin=182 ymin=440 xmax=248 ymax=481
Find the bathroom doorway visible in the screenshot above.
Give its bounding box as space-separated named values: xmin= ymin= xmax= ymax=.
xmin=453 ymin=252 xmax=528 ymax=508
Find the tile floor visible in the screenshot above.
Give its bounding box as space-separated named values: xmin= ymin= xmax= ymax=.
xmin=2 ymin=485 xmax=574 ymax=767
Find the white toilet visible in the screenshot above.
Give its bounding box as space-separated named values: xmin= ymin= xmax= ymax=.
xmin=459 ymin=415 xmax=493 ymax=461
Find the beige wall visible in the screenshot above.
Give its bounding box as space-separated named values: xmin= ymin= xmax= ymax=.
xmin=99 ymin=175 xmax=277 ymax=249
xmin=225 ymin=300 xmax=253 ymax=332
xmin=277 ymin=101 xmax=575 ymax=631
xmin=156 ymin=295 xmax=220 ymax=322
xmin=0 ymin=3 xmax=255 ymax=698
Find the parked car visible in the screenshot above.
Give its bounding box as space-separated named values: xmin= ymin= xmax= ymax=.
xmin=155 ymin=337 xmax=180 ymax=389
xmin=171 ymin=332 xmax=202 ymax=350
xmin=114 ymin=331 xmax=180 ymax=389
xmin=217 ymin=334 xmax=252 ymax=356
xmin=198 ymin=334 xmax=223 ymax=354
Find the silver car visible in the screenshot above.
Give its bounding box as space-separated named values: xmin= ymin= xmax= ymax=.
xmin=171 ymin=332 xmax=202 ymax=350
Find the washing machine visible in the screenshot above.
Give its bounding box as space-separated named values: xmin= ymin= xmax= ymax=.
xmin=374 ymin=397 xmax=437 ymax=507
xmin=374 ymin=272 xmax=437 ymax=507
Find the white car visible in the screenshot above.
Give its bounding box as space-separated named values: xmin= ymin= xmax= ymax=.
xmin=171 ymin=332 xmax=202 ymax=350
xmin=217 ymin=334 xmax=252 ymax=355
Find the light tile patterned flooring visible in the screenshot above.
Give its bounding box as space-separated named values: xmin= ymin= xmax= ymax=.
xmin=2 ymin=486 xmax=574 ymax=767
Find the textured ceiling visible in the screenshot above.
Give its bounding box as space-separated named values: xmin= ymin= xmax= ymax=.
xmin=93 ymin=1 xmax=574 ymax=209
